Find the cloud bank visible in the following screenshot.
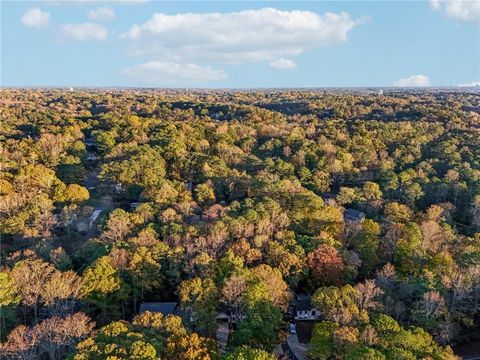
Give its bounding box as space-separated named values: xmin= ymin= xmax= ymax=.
xmin=122 ymin=8 xmax=367 ymax=63
xmin=120 ymin=7 xmax=366 ymax=84
xmin=393 ymin=75 xmax=431 ymax=87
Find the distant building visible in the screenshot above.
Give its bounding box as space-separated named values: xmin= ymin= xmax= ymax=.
xmin=216 ymin=311 xmax=246 ymax=325
xmin=294 ymin=294 xmax=321 ymax=321
xmin=378 ymin=89 xmax=384 ymax=96
xmin=139 ymin=302 xmax=178 ymax=316
xmin=344 ymin=208 xmax=366 ymax=223
xmin=130 ymin=202 xmax=140 ymax=210
xmin=87 ymin=153 xmax=97 ymax=161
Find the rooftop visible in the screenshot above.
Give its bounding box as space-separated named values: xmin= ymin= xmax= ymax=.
xmin=294 ymin=294 xmax=312 ymax=311
xmin=344 ymin=208 xmax=366 ymax=222
xmin=139 ymin=302 xmax=177 ymax=316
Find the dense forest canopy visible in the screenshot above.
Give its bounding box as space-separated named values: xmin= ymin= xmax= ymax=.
xmin=0 ymin=88 xmax=479 ymax=360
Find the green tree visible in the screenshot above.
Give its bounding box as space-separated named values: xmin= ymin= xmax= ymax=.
xmin=231 ymin=301 xmax=282 ymax=351
xmin=310 ymin=321 xmax=339 ymax=360
xmin=128 ymin=246 xmax=162 ymax=302
xmin=351 ymin=219 xmax=381 ymax=273
xmin=362 ymin=182 xmax=383 ymax=202
xmin=81 ymin=256 xmax=121 ymax=299
xmin=0 ymin=271 xmax=20 ymax=338
xmin=195 ymin=182 xmax=216 ymax=206
xmin=224 ymin=345 xmax=276 ymax=360
xmin=178 ymin=277 xmax=219 ymax=337
xmin=395 ymin=223 xmax=423 ymax=274
xmin=81 ymin=256 xmax=126 ymax=320
xmin=312 ymin=285 xmax=368 ymax=326
xmin=0 ymin=271 xmax=19 ymax=306
xmin=337 ymin=187 xmax=360 ymax=206
xmin=62 ymin=184 xmax=90 ymax=203
xmin=345 ymin=347 xmax=386 ymax=360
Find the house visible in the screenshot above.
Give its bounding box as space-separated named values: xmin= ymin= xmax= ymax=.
xmin=321 ymin=193 xmax=337 ymax=206
xmin=344 ymin=208 xmax=366 ymax=223
xmin=294 ymin=294 xmax=321 ymax=321
xmin=114 ymin=183 xmax=124 ymax=193
xmin=216 ymin=311 xmax=246 ymax=326
xmin=139 ymin=302 xmax=178 ymax=316
xmin=130 ymin=202 xmax=140 ymax=210
xmin=76 ymin=220 xmax=88 ymax=234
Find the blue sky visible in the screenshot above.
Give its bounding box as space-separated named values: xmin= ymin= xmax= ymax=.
xmin=1 ymin=0 xmax=479 ymax=88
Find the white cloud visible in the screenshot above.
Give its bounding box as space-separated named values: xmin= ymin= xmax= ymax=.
xmin=61 ymin=23 xmax=108 ymax=41
xmin=458 ymin=80 xmax=480 ymax=86
xmin=430 ymin=0 xmax=442 ymax=10
xmin=430 ymin=0 xmax=480 ymax=23
xmin=269 ymin=58 xmax=297 ymax=69
xmin=122 ymin=8 xmax=367 ymax=64
xmin=21 ymin=8 xmax=50 ymax=28
xmin=87 ymin=7 xmax=115 ymax=21
xmin=121 ymin=61 xmax=227 ymax=85
xmin=393 ymin=75 xmax=431 ymax=87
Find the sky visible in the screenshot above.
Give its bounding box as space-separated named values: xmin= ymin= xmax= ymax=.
xmin=1 ymin=0 xmax=479 ymax=88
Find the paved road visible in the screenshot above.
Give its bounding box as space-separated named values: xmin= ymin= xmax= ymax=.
xmin=216 ymin=323 xmax=229 ymax=356
xmin=85 ymin=169 xmax=99 ymax=190
xmin=287 ymin=333 xmax=309 ymax=360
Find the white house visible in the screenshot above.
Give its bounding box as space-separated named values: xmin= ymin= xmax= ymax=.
xmin=294 ymin=294 xmax=321 ymax=321
xmin=295 ymin=308 xmax=321 ymax=321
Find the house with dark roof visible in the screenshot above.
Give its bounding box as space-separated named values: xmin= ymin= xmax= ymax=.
xmin=139 ymin=302 xmax=178 ymax=316
xmin=344 ymin=208 xmax=366 ymax=223
xmin=293 ymin=294 xmax=321 ymax=321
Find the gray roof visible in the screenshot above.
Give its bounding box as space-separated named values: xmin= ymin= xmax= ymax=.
xmin=294 ymin=294 xmax=312 ymax=311
xmin=139 ymin=302 xmax=177 ymax=316
xmin=344 ymin=208 xmax=365 ymax=221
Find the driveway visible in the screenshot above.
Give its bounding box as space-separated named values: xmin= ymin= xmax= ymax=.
xmin=216 ymin=322 xmax=229 ymax=356
xmin=287 ymin=333 xmax=309 ymax=360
